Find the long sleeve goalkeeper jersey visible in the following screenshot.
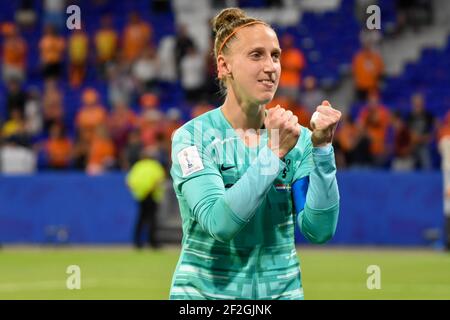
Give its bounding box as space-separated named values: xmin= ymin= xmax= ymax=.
xmin=169 ymin=107 xmax=339 ymax=300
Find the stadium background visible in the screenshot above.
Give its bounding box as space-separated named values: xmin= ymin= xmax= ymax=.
xmin=0 ymin=0 xmax=449 ymax=299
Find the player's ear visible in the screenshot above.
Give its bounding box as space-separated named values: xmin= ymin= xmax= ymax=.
xmin=217 ymin=54 xmax=232 ymax=79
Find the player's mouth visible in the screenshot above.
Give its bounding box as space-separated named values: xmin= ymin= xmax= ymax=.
xmin=257 ymin=78 xmax=275 ymax=89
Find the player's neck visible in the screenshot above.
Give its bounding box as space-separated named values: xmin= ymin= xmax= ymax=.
xmin=221 ymin=93 xmax=265 ymax=131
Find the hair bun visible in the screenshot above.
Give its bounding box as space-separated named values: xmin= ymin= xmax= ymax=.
xmin=212 ymin=8 xmax=247 ymax=34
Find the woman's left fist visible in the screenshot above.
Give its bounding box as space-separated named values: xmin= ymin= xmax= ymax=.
xmin=310 ymin=100 xmax=342 ymax=147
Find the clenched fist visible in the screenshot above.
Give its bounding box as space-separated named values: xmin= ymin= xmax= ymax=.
xmin=310 ymin=100 xmax=342 ymax=147
xmin=265 ymin=105 xmax=301 ymax=158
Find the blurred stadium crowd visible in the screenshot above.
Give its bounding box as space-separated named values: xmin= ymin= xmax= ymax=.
xmin=0 ymin=0 xmax=449 ymax=175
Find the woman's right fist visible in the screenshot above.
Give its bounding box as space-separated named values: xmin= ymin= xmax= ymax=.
xmin=264 ymin=105 xmax=301 ymax=158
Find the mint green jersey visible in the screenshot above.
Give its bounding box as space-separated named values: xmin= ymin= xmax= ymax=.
xmin=169 ymin=107 xmax=339 ymax=300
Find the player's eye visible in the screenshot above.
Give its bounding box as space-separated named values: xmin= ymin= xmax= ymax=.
xmin=250 ymin=51 xmax=262 ymax=59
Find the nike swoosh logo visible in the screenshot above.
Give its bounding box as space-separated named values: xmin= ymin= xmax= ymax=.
xmin=220 ymin=164 xmax=235 ymax=171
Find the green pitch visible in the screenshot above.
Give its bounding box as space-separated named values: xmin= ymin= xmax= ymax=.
xmin=1 ymin=247 xmax=449 ymax=300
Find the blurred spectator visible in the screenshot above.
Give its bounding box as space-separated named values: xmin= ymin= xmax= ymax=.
xmin=266 ymin=94 xmax=290 ymax=111
xmin=336 ymin=114 xmax=372 ymax=168
xmin=390 ymin=111 xmax=414 ymax=171
xmin=268 ymin=95 xmax=311 ymax=129
xmin=42 ymin=80 xmax=64 ymax=133
xmin=6 ymin=78 xmax=27 ymax=119
xmin=108 ymin=102 xmax=138 ymax=155
xmin=180 ymin=45 xmax=206 ymax=104
xmin=300 ymin=76 xmax=325 ymax=115
xmin=2 ymin=109 xmax=24 ymax=139
xmin=2 ymin=23 xmax=27 ymax=84
xmin=43 ymin=0 xmax=65 ymax=32
xmin=352 ymin=42 xmax=384 ymax=102
xmin=158 ymin=35 xmax=177 ymax=84
xmin=438 ymin=111 xmax=450 ymax=143
xmin=76 ymin=88 xmax=108 ymax=143
xmin=95 ymin=14 xmax=119 ymax=78
xmin=107 ymin=62 xmax=136 ymax=107
xmin=140 ymin=109 xmax=164 ymax=148
xmin=86 ymin=125 xmax=116 ymax=174
xmin=174 ymin=24 xmax=195 ymax=77
xmin=132 ymin=45 xmax=160 ymax=94
xmin=140 ymin=92 xmax=160 ymax=111
xmin=24 ymin=87 xmax=43 ymax=136
xmin=42 ymin=81 xmax=64 ymax=132
xmin=279 ymin=34 xmax=306 ymax=101
xmin=122 ymin=12 xmax=153 ymax=64
xmin=42 ymin=123 xmax=73 ymax=170
xmin=406 ymin=93 xmax=435 ymax=170
xmin=15 ymin=0 xmax=37 ymax=30
xmin=68 ymin=28 xmax=89 ymax=88
xmin=290 ymin=103 xmax=311 ymax=129
xmin=357 ymin=91 xmax=391 ymax=167
xmin=121 ymin=128 xmax=142 ymax=170
xmin=73 ymin=129 xmax=90 ymax=170
xmin=0 ymin=137 xmax=36 ymax=174
xmin=39 ymin=25 xmax=66 ymax=81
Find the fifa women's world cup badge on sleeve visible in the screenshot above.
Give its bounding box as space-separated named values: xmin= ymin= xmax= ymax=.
xmin=177 ymin=145 xmax=204 ymax=177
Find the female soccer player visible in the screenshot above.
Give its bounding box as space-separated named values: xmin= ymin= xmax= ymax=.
xmin=169 ymin=8 xmax=341 ymax=300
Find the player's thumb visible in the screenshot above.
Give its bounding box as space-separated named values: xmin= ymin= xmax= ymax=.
xmin=322 ymin=100 xmax=331 ymax=107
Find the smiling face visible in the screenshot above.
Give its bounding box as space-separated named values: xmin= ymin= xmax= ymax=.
xmin=218 ymin=24 xmax=281 ymax=106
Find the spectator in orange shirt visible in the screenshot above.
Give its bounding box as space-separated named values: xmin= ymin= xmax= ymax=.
xmin=278 ymin=34 xmax=305 ymax=101
xmin=139 ymin=109 xmax=164 ymax=148
xmin=2 ymin=23 xmax=27 ymax=83
xmin=140 ymin=92 xmax=160 ymax=112
xmin=352 ymin=42 xmax=384 ymax=102
xmin=266 ymin=95 xmax=310 ymax=128
xmin=76 ymin=88 xmax=108 ymax=143
xmin=122 ymin=12 xmax=153 ymax=63
xmin=43 ymin=123 xmax=73 ymax=169
xmin=438 ymin=111 xmax=450 ymax=142
xmin=95 ymin=14 xmax=118 ymax=78
xmin=357 ymin=91 xmax=391 ymax=166
xmin=87 ymin=125 xmax=116 ymax=175
xmin=265 ymin=94 xmax=290 ymax=111
xmin=335 ymin=113 xmax=371 ymax=168
xmin=39 ymin=25 xmax=65 ymax=80
xmin=68 ymin=28 xmax=89 ymax=88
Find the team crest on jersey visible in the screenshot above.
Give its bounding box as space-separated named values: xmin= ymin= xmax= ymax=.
xmin=178 ymin=146 xmax=204 ymax=177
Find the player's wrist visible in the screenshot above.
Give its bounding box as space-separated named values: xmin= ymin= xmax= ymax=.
xmin=267 ymin=140 xmax=286 ymax=158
